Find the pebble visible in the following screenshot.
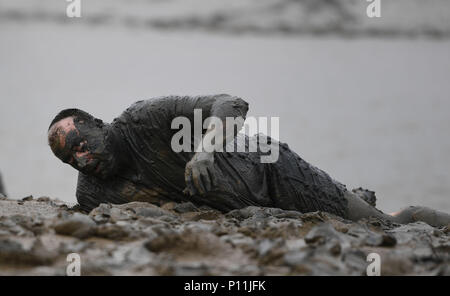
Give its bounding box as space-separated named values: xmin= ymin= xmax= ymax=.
xmin=54 ymin=213 xmax=96 ymax=239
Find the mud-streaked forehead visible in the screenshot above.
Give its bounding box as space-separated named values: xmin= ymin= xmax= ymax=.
xmin=48 ymin=117 xmax=77 ymax=150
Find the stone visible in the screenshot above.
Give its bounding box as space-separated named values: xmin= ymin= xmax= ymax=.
xmin=54 ymin=213 xmax=96 ymax=239
xmin=22 ymin=195 xmax=33 ymax=201
xmin=173 ymin=202 xmax=199 ymax=213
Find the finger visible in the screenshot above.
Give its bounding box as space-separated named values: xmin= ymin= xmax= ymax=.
xmin=200 ymin=166 xmax=211 ymax=192
xmin=192 ymin=167 xmax=205 ymax=195
xmin=186 ymin=175 xmax=197 ymax=196
xmin=185 ymin=167 xmax=197 ymax=196
xmin=206 ymin=166 xmax=217 ymax=189
xmin=184 ymin=166 xmax=190 ymax=185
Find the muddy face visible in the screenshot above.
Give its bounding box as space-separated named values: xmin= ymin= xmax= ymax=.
xmin=48 ymin=116 xmax=118 ymax=179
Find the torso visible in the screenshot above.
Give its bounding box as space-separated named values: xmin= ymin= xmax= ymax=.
xmin=76 ymin=98 xmax=349 ymax=217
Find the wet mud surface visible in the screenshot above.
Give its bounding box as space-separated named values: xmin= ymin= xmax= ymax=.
xmin=0 ymin=196 xmax=448 ymax=275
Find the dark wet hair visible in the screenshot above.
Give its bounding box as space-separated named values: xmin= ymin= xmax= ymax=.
xmin=48 ymin=108 xmax=103 ymax=131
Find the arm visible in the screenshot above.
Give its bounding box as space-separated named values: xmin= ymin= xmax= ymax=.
xmin=181 ymin=94 xmax=249 ymax=196
xmin=132 ymin=94 xmax=248 ymax=196
xmin=195 ymin=94 xmax=249 ymax=152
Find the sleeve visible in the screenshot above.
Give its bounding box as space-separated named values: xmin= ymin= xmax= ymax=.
xmin=76 ymin=173 xmax=130 ymax=212
xmin=119 ymin=94 xmax=249 ymax=150
xmin=146 ymin=94 xmax=248 ymax=124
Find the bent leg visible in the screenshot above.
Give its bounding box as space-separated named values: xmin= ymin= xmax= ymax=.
xmin=345 ymin=191 xmax=392 ymax=222
xmin=390 ymin=206 xmax=450 ymax=227
xmin=345 ymin=192 xmax=450 ymax=227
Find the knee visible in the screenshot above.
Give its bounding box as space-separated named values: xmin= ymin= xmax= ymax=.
xmin=392 ymin=206 xmax=420 ymax=224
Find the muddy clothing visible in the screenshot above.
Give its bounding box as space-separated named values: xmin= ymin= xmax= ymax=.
xmin=76 ymin=95 xmax=349 ymax=218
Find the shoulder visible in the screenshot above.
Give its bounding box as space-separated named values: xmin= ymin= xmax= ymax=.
xmin=124 ymin=96 xmax=181 ymax=114
xmin=112 ymin=96 xmax=179 ymax=125
xmin=75 ymin=173 xmax=131 ymax=212
xmin=75 ymin=173 xmax=106 ymax=212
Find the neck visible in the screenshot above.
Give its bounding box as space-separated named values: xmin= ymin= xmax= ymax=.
xmin=104 ymin=124 xmax=129 ymax=172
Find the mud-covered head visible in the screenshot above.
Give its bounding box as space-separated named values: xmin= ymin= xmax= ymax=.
xmin=48 ymin=109 xmax=119 ymax=179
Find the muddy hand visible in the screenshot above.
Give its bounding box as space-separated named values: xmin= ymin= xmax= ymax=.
xmin=184 ymin=152 xmax=216 ymax=196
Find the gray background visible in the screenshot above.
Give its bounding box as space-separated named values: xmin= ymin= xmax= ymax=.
xmin=1 ymin=0 xmax=449 ymax=213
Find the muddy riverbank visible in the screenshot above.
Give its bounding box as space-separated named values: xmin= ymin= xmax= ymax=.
xmin=0 ymin=196 xmax=448 ymax=275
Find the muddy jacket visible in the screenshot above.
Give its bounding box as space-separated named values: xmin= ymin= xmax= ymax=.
xmin=76 ymin=95 xmax=349 ymax=218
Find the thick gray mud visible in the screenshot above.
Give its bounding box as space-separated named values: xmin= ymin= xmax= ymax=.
xmin=0 ymin=196 xmax=448 ymax=275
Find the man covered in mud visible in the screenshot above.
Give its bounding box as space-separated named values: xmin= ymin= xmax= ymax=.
xmin=48 ymin=94 xmax=450 ymax=226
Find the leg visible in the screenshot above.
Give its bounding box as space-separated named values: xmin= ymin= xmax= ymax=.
xmin=345 ymin=191 xmax=392 ymax=221
xmin=390 ymin=206 xmax=450 ymax=227
xmin=345 ymin=192 xmax=450 ymax=227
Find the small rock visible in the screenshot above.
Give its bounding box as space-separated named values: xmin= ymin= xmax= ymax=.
xmin=299 ymin=211 xmax=327 ymax=223
xmin=0 ymin=238 xmax=56 ymax=266
xmin=365 ymin=233 xmax=397 ymax=247
xmin=144 ymin=230 xmax=179 ymax=253
xmin=109 ymin=207 xmax=133 ymax=222
xmin=226 ymin=206 xmax=284 ymax=221
xmin=173 ymin=202 xmax=199 ymax=213
xmin=22 ymin=195 xmax=33 ymax=201
xmin=95 ymin=224 xmax=130 ymax=240
xmin=257 ymin=238 xmax=286 ymax=264
xmin=274 ymin=211 xmax=304 ymax=219
xmin=37 ymin=196 xmax=51 ymax=202
xmin=341 ymin=250 xmax=368 ymax=274
xmin=160 ymin=202 xmax=177 ymax=211
xmin=328 ymin=242 xmax=342 ymax=255
xmin=220 ymin=233 xmax=254 ymax=248
xmin=433 ymin=229 xmax=444 ymax=237
xmin=172 ymin=263 xmax=209 ymax=276
xmin=181 ymin=210 xmax=222 ymax=221
xmin=380 ymin=254 xmax=415 ymax=276
xmin=89 ymin=203 xmax=112 ymax=223
xmin=134 ymin=207 xmax=174 ymax=218
xmin=442 ymin=225 xmax=450 ymax=234
xmin=283 ymin=250 xmax=310 ymax=266
xmin=304 ymin=223 xmax=340 ymax=246
xmin=54 ymin=213 xmax=96 ymax=239
xmin=116 ymin=202 xmax=175 ymax=219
